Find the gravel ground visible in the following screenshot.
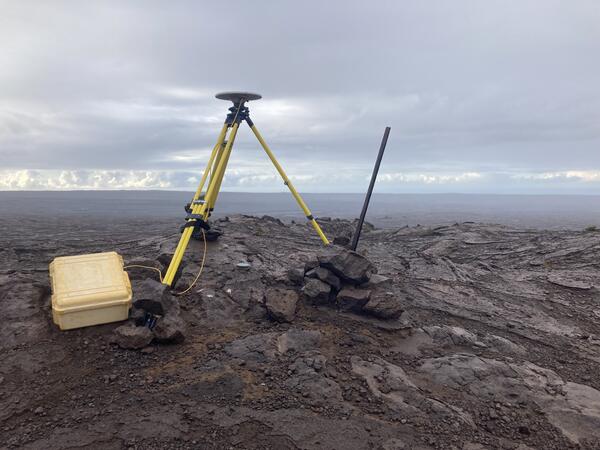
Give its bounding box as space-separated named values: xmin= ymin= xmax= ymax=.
xmin=1 ymin=214 xmax=600 ymax=449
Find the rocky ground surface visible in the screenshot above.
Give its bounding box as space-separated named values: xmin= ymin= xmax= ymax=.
xmin=2 ymin=214 xmax=600 ymax=449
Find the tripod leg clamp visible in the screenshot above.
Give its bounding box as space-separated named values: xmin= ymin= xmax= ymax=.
xmin=180 ymin=214 xmax=211 ymax=233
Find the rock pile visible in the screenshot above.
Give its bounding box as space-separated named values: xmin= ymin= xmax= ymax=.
xmin=296 ymin=249 xmax=404 ymax=319
xmin=112 ymin=278 xmax=186 ymax=350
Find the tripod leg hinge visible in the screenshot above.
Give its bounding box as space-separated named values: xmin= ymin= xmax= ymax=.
xmin=306 ymin=215 xmax=314 ymax=220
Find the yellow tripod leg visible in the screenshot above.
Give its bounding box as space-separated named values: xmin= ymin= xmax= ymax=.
xmin=163 ymin=123 xmax=241 ymax=286
xmin=162 ymin=124 xmax=228 ymax=285
xmin=206 ymin=123 xmax=238 ymax=212
xmin=192 ymin=123 xmax=229 ymax=201
xmin=248 ymin=123 xmax=330 ymax=245
xmin=203 ymin=136 xmax=227 ymax=212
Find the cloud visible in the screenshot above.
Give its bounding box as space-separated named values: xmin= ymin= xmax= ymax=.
xmin=379 ymin=172 xmax=483 ymax=184
xmin=512 ymin=171 xmax=600 ymax=182
xmin=1 ymin=1 xmax=600 ymax=192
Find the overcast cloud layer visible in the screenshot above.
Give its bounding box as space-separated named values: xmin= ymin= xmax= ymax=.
xmin=1 ymin=1 xmax=599 ymax=193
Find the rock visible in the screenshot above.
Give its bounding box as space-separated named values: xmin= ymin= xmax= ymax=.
xmin=351 ymin=355 xmax=474 ymax=425
xmin=418 ymin=354 xmax=600 ymax=444
xmin=361 ymin=273 xmax=392 ymax=289
xmin=333 ymin=235 xmax=350 ymax=246
xmin=287 ymin=268 xmax=305 ymax=285
xmin=34 ymin=406 xmax=44 ymax=415
xmin=225 ymin=332 xmax=279 ymax=362
xmin=130 ymin=307 xmax=146 ymax=326
xmin=277 ymin=329 xmax=322 ymax=354
xmin=265 ymin=288 xmax=298 ymax=322
xmin=318 ymin=250 xmax=375 ymax=284
xmin=132 ymin=278 xmax=178 ymax=316
xmin=113 ymin=324 xmax=153 ymax=350
xmin=304 ymin=258 xmax=319 ymax=274
xmin=547 ymin=272 xmax=593 ymax=290
xmin=192 ymin=227 xmax=222 ymax=242
xmin=284 ymin=372 xmax=343 ymax=407
xmin=363 ymin=291 xmax=404 ymax=319
xmin=302 ymin=278 xmax=331 ymax=304
xmin=305 ymin=266 xmax=341 ymax=290
xmin=337 ymin=286 xmax=371 ymax=311
xmin=260 ymin=215 xmax=284 ymax=226
xmin=153 ymin=315 xmax=186 ymax=344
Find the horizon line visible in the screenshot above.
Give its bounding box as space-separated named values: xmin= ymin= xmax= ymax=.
xmin=2 ymin=189 xmax=600 ymax=197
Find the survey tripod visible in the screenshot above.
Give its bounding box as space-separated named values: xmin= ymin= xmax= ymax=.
xmin=162 ymin=92 xmax=330 ymax=287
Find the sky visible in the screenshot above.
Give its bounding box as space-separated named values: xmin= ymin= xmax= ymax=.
xmin=1 ymin=0 xmax=599 ymax=193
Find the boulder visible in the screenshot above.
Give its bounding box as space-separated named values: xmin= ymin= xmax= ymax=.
xmin=337 ymin=286 xmax=371 ymax=311
xmin=302 ymin=278 xmax=331 ymax=304
xmin=318 ymin=250 xmax=375 ymax=284
xmin=265 ymin=288 xmax=298 ymax=322
xmin=113 ymin=324 xmax=153 ymax=350
xmin=304 ymin=258 xmax=319 ymax=274
xmin=153 ymin=314 xmax=186 ymax=344
xmin=132 ymin=278 xmax=179 ymax=316
xmin=306 ymin=266 xmax=341 ymax=290
xmin=363 ymin=291 xmax=404 ymax=319
xmin=286 ymin=268 xmax=305 ymax=285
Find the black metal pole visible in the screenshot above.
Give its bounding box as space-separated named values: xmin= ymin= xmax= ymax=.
xmin=350 ymin=126 xmax=391 ymax=251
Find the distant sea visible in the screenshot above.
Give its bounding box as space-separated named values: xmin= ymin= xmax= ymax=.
xmin=2 ymin=191 xmax=600 ymax=230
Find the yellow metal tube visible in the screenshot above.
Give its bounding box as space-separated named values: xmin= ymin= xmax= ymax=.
xmin=249 ymin=124 xmax=330 ymax=245
xmin=192 ymin=123 xmax=229 ymax=201
xmin=162 ymin=124 xmax=228 ymax=285
xmin=203 ymin=123 xmax=239 ymax=216
xmin=163 ymin=123 xmax=241 ymax=285
xmin=207 ymin=127 xmax=238 ymax=211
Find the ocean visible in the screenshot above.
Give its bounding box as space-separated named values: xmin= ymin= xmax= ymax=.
xmin=2 ymin=191 xmax=600 ymax=230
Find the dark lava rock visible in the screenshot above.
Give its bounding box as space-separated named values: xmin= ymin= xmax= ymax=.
xmin=302 ymin=278 xmax=331 ymax=304
xmin=318 ymin=250 xmax=375 ymax=284
xmin=130 ymin=306 xmax=146 ymax=326
xmin=363 ymin=291 xmax=404 ymax=319
xmin=337 ymin=286 xmax=371 ymax=311
xmin=132 ymin=278 xmax=179 ymax=316
xmin=287 ymin=268 xmax=305 ymax=285
xmin=153 ymin=314 xmax=186 ymax=344
xmin=333 ymin=235 xmax=350 ymax=246
xmin=304 ymin=258 xmax=319 ymax=274
xmin=306 ymin=266 xmax=342 ymax=290
xmin=265 ymin=288 xmax=298 ymax=322
xmin=192 ymin=227 xmax=223 ymax=242
xmin=112 ymin=324 xmax=153 ymax=350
